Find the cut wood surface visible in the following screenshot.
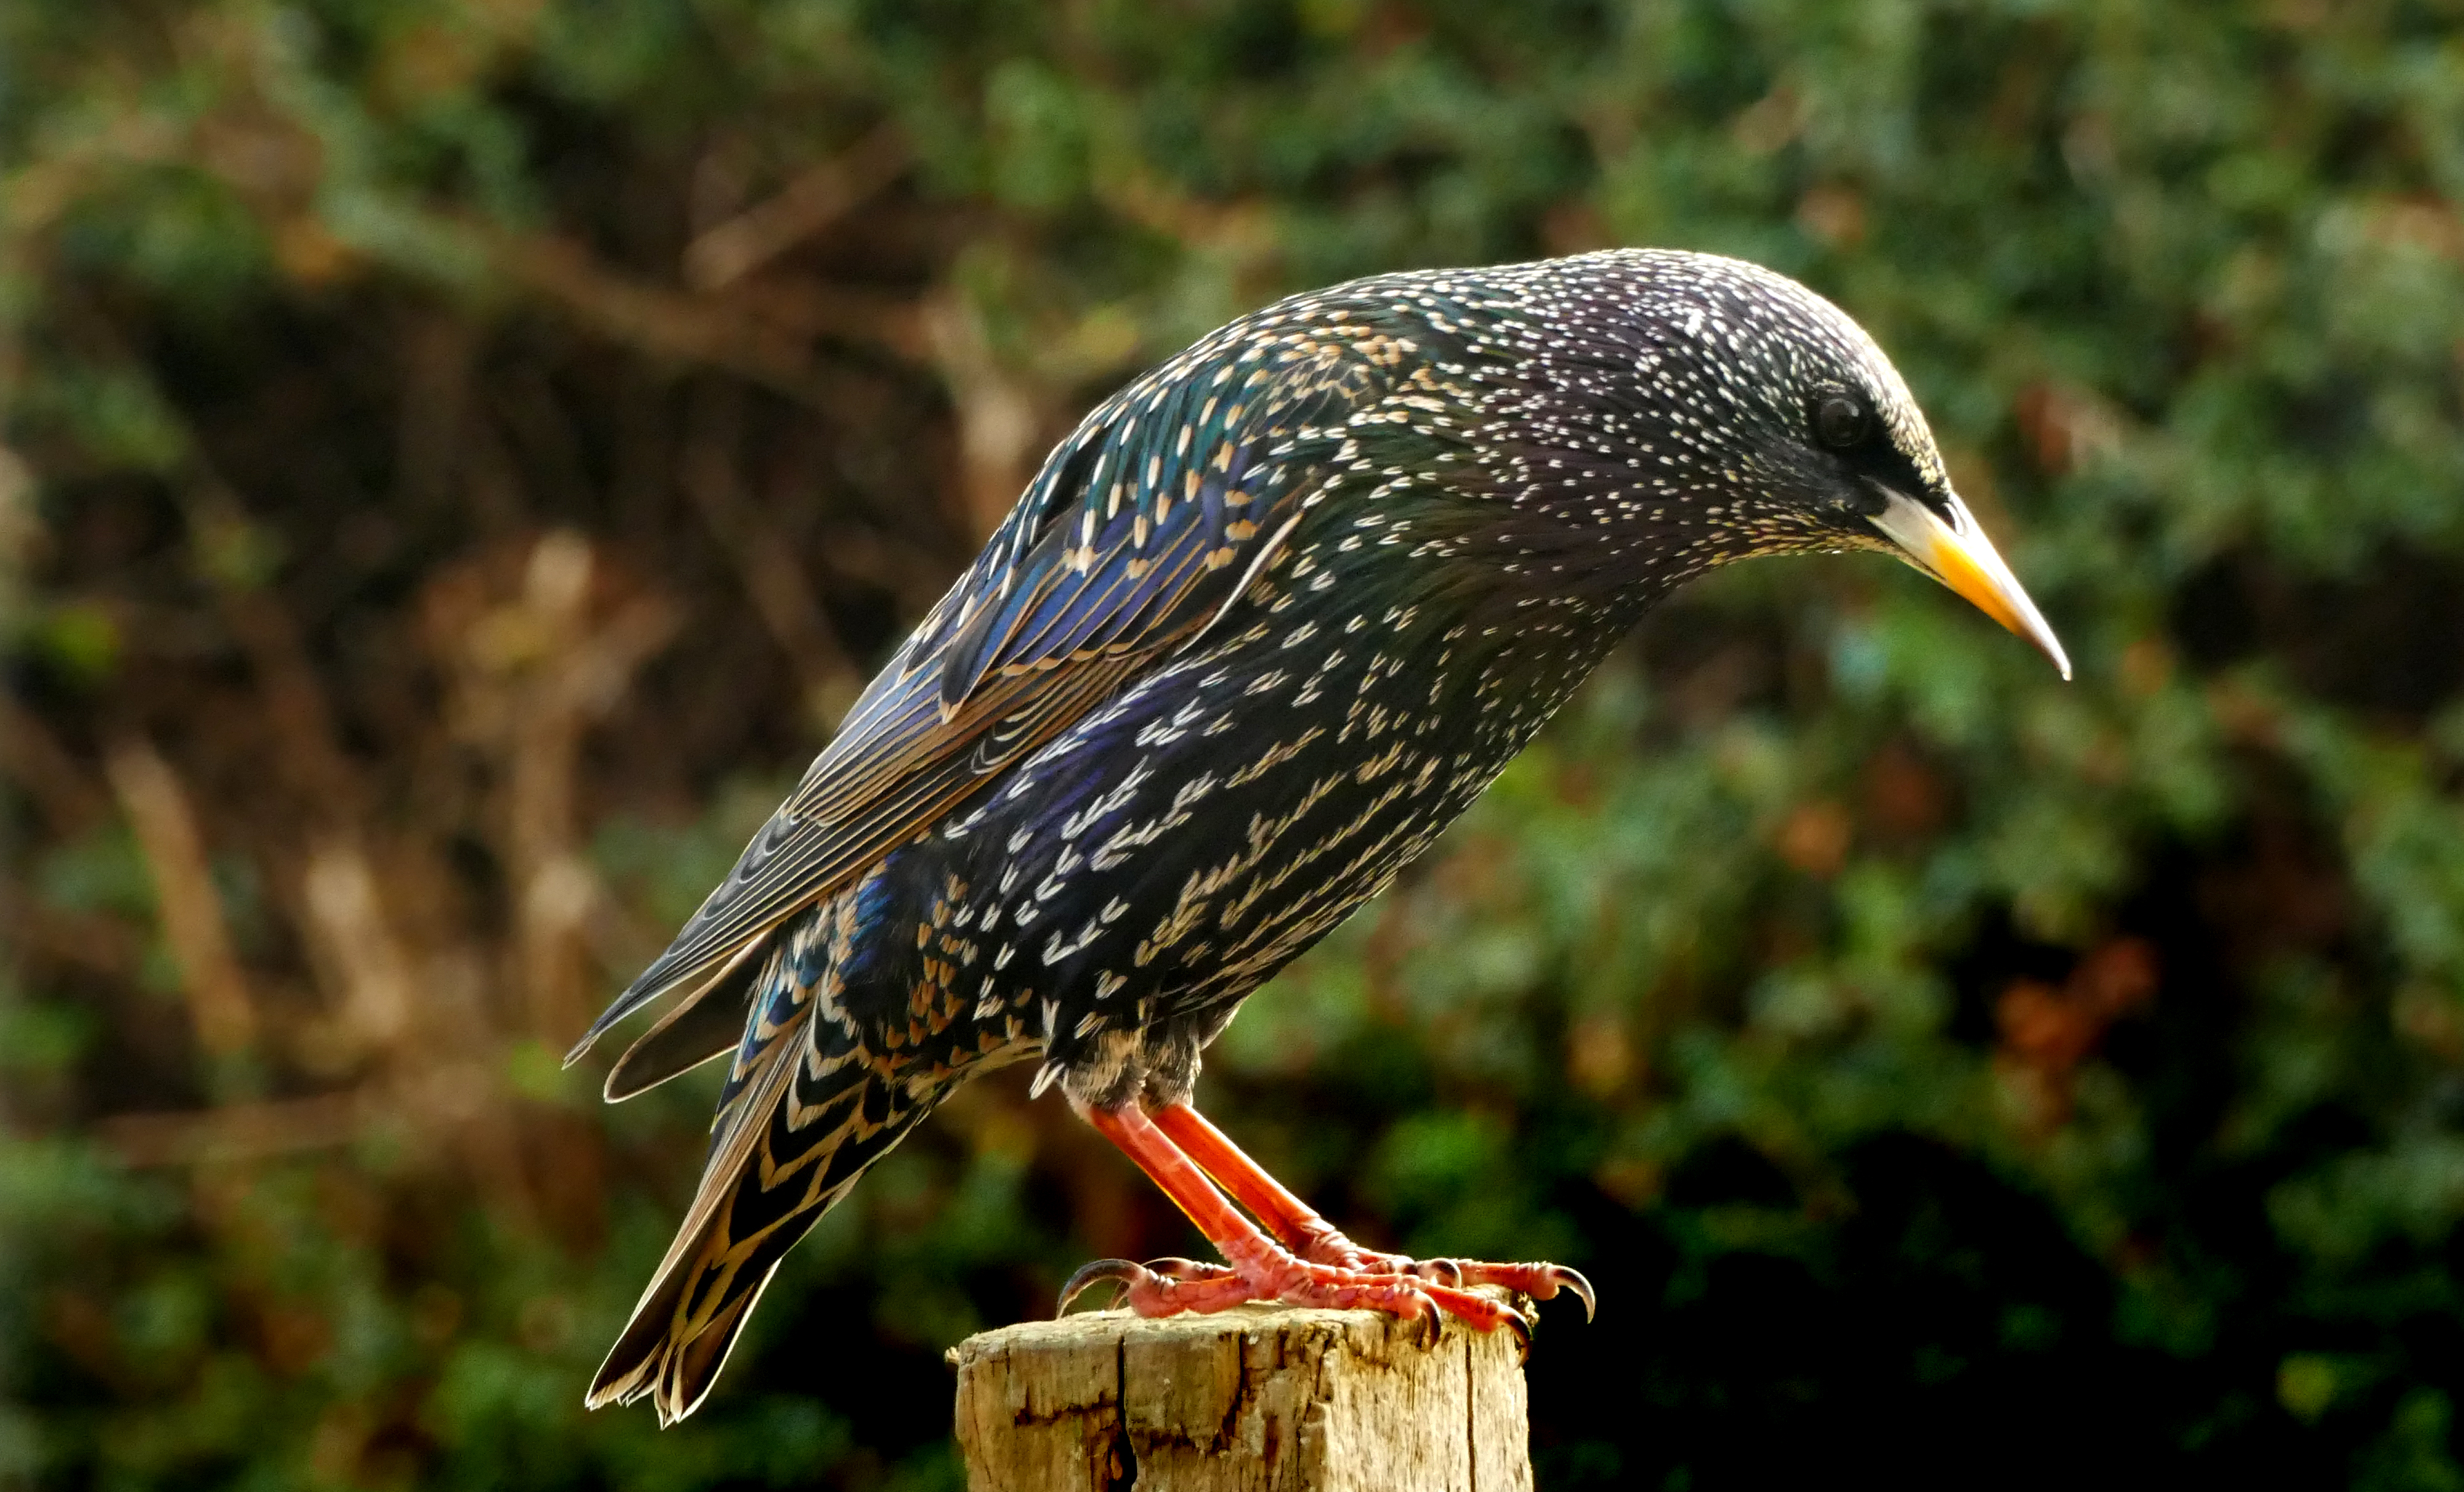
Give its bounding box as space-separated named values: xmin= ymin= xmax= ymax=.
xmin=948 ymin=1303 xmax=1532 ymax=1492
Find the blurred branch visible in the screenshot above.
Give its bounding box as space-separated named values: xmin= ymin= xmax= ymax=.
xmin=98 ymin=1088 xmax=371 ymax=1167
xmin=104 ymin=738 xmax=257 ymax=1058
xmin=681 ymin=123 xmax=909 ymax=291
xmin=0 ymin=692 xmax=110 ymax=834
xmin=393 ymin=310 xmax=479 ymax=513
xmin=168 ymin=476 xmax=432 ymax=1066
xmin=0 ymin=439 xmax=34 ymax=613
xmin=925 ymin=289 xmax=1048 ymax=541
xmin=681 ymin=384 xmax=863 ymax=728
xmin=500 ymin=532 xmax=679 ymax=1039
xmin=429 ymin=532 xmax=678 ymax=1041
xmin=0 ymin=881 xmax=144 ymax=978
xmin=725 ymin=280 xmax=930 ymax=362
xmin=299 ymin=841 xmax=416 ymax=1057
xmin=0 ymin=111 xmax=185 ymax=243
xmin=478 ymin=224 xmax=911 ymax=402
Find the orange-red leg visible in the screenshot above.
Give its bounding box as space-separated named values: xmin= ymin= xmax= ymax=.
xmin=1148 ymin=1100 xmax=1595 ymax=1317
xmin=1060 ymin=1100 xmax=1528 ymax=1336
xmin=1147 ymin=1100 xmax=1363 ymax=1262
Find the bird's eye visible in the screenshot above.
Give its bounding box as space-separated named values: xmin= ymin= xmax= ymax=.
xmin=1815 ymin=394 xmax=1871 ymax=452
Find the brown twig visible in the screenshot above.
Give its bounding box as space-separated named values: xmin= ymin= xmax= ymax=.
xmin=0 ymin=880 xmax=145 ymax=978
xmin=298 ymin=838 xmax=417 ymax=1056
xmin=681 ymin=123 xmax=910 ymax=292
xmin=511 ymin=535 xmax=652 ymax=1038
xmin=440 ymin=532 xmax=680 ymax=1040
xmin=0 ymin=691 xmax=110 ymax=833
xmin=725 ymin=279 xmax=929 ymax=361
xmin=181 ymin=476 xmax=368 ymax=822
xmin=924 ymin=288 xmax=1048 ymax=541
xmin=99 ymin=1088 xmax=372 ymax=1167
xmin=103 ymin=738 xmax=259 ymax=1056
xmin=481 ymin=225 xmax=832 ymax=399
xmin=679 ymin=384 xmax=863 ymax=726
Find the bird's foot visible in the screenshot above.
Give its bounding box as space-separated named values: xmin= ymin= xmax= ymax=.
xmin=1056 ymin=1243 xmax=1531 ymax=1345
xmin=1286 ymin=1227 xmax=1596 ymax=1321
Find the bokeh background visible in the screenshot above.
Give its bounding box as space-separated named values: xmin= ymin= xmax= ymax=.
xmin=8 ymin=1 xmax=2464 ymax=1486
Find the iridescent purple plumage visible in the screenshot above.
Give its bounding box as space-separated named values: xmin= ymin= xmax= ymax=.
xmin=567 ymin=248 xmax=2063 ymax=1423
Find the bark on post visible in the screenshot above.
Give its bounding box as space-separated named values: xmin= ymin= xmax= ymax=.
xmin=947 ymin=1304 xmax=1533 ymax=1492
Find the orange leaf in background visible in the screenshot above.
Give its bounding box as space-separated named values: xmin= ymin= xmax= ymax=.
xmin=2012 ymin=379 xmax=2127 ymax=475
xmin=1796 ymin=184 xmax=1868 ymax=248
xmin=1778 ymin=800 xmax=1852 ymax=878
xmin=1997 ymin=938 xmax=2158 ymax=1130
xmin=1863 ymin=738 xmax=1948 ymax=845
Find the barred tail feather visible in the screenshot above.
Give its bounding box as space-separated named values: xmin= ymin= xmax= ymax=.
xmin=585 ymin=1239 xmax=781 ymax=1425
xmin=587 ymin=1020 xmax=945 ymax=1424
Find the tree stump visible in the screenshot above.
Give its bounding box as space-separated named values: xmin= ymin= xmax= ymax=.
xmin=947 ymin=1303 xmax=1532 ymax=1492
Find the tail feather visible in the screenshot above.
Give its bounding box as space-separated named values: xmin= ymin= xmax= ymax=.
xmin=586 ymin=1025 xmax=944 ymax=1425
xmin=602 ymin=953 xmax=764 ymax=1101
xmin=567 ymin=926 xmax=769 ymax=1068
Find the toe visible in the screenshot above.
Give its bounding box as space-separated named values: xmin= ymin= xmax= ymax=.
xmin=1143 ymin=1257 xmax=1234 ymax=1283
xmin=1418 ymin=1280 xmax=1523 ymax=1335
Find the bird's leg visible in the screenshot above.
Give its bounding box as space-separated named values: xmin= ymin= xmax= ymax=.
xmin=1147 ymin=1100 xmax=1387 ymax=1267
xmin=1150 ymin=1100 xmax=1596 ymax=1319
xmin=1058 ymin=1099 xmax=1529 ymax=1338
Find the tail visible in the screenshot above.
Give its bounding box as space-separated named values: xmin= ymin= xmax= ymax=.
xmin=586 ymin=1003 xmax=945 ymax=1424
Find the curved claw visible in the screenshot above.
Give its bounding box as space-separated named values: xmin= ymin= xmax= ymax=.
xmin=1549 ymin=1265 xmax=1597 ymax=1323
xmin=1414 ymin=1258 xmax=1464 ymax=1288
xmin=1057 ymin=1257 xmax=1148 ymax=1316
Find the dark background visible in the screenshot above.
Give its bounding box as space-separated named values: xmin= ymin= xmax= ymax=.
xmin=7 ymin=1 xmax=2464 ymax=1487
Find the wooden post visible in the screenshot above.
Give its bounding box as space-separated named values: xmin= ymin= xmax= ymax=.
xmin=948 ymin=1303 xmax=1532 ymax=1492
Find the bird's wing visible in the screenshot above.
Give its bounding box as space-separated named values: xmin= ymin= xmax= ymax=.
xmin=568 ymin=339 xmax=1369 ymax=1070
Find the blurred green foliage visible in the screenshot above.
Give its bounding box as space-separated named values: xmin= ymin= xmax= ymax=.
xmin=9 ymin=1 xmax=2464 ymax=1488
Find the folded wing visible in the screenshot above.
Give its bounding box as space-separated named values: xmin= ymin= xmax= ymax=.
xmin=566 ymin=335 xmax=1372 ymax=1089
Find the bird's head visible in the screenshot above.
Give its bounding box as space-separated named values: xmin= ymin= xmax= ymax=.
xmin=1446 ymin=249 xmax=2070 ymax=679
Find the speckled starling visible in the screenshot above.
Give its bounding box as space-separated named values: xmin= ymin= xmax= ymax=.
xmin=567 ymin=248 xmax=2069 ymax=1424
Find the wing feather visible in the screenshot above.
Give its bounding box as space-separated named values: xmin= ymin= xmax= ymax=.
xmin=569 ymin=327 xmax=1374 ymax=1066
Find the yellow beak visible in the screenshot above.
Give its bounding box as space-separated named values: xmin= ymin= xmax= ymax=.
xmin=1867 ymin=488 xmax=2071 ymax=680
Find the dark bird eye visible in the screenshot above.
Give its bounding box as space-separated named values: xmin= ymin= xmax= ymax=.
xmin=1815 ymin=394 xmax=1871 ymax=451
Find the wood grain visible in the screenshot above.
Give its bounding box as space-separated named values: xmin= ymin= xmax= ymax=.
xmin=949 ymin=1305 xmax=1531 ymax=1492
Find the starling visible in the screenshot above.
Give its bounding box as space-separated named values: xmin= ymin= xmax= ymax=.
xmin=569 ymin=248 xmax=2068 ymax=1424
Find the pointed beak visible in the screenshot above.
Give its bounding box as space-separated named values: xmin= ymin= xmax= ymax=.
xmin=1866 ymin=487 xmax=2072 ymax=680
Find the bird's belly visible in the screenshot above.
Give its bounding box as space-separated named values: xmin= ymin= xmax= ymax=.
xmin=893 ymin=604 xmax=1605 ymax=1101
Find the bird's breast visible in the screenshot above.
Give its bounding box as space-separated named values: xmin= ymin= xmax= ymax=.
xmin=857 ymin=537 xmax=1634 ymax=1077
